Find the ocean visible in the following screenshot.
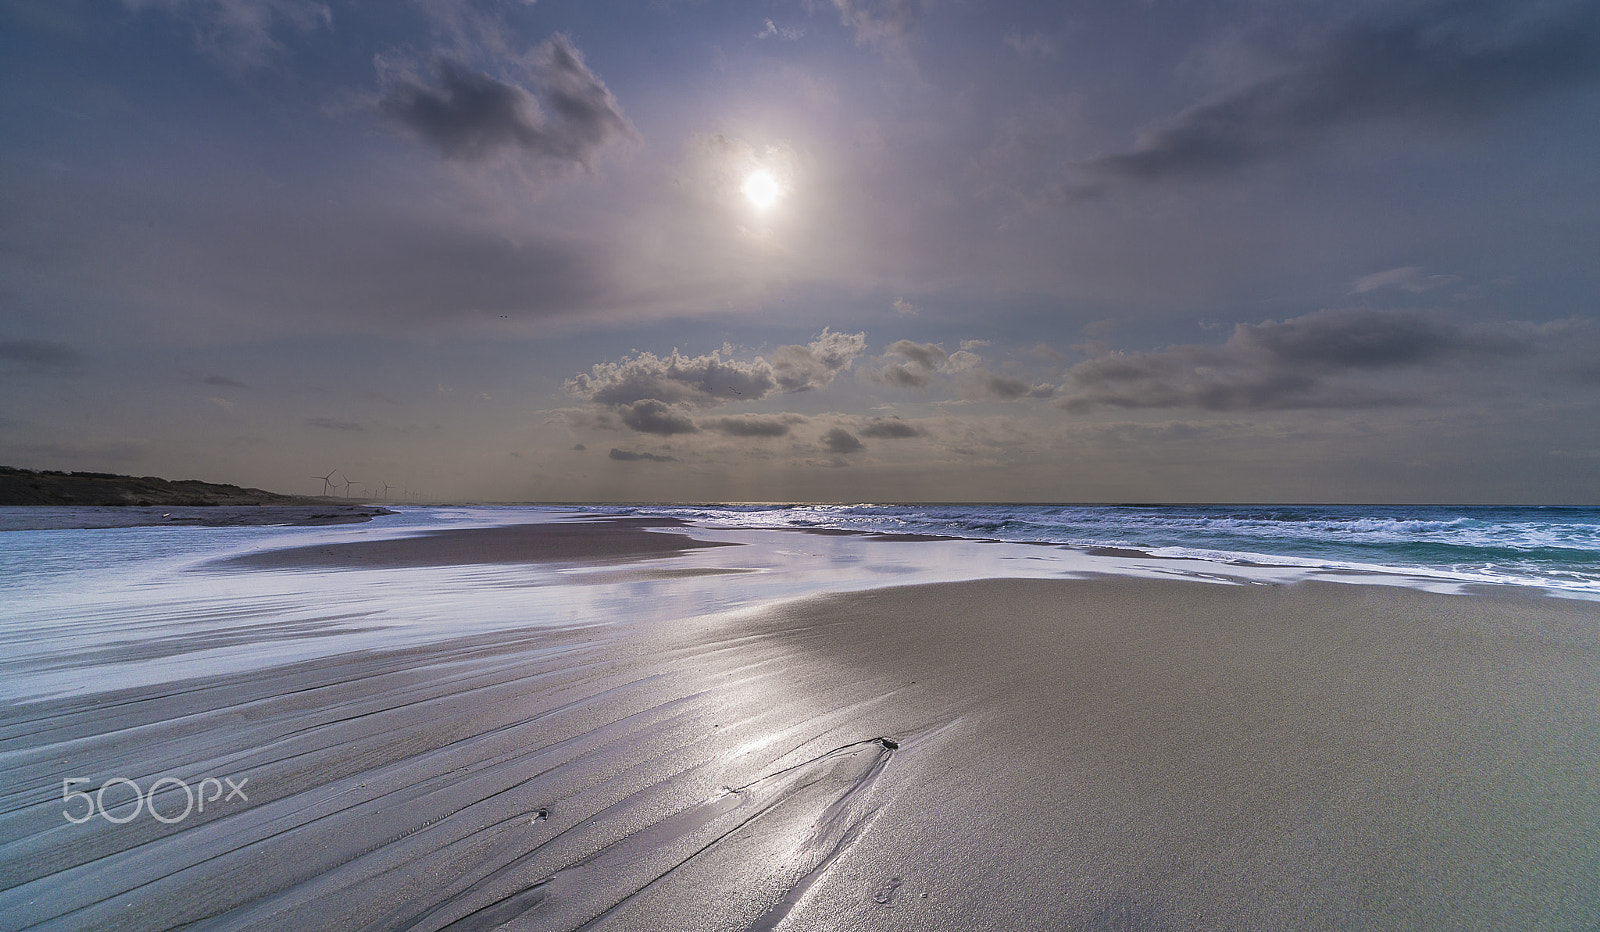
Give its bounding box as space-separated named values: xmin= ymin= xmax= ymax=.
xmin=3 ymin=502 xmax=1597 ymax=702
xmin=572 ymin=502 xmax=1600 ymax=596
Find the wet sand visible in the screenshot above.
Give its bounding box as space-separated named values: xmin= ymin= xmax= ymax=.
xmin=3 ymin=519 xmax=1598 ymax=930
xmin=216 ymin=517 xmax=735 ymax=569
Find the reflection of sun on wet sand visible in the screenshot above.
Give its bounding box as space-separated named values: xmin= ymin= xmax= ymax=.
xmin=3 ymin=518 xmax=1598 ymax=931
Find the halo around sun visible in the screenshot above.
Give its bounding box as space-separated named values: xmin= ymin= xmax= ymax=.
xmin=741 ymin=169 xmax=783 ymax=210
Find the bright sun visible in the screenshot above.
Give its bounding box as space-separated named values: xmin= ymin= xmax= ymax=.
xmin=741 ymin=169 xmax=782 ymax=210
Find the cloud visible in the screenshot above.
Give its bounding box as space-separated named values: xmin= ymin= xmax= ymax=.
xmin=617 ymin=399 xmax=699 ymax=435
xmin=832 ymin=0 xmax=922 ymax=46
xmin=821 ymin=427 xmax=863 ymax=454
xmin=1003 ymin=30 xmax=1057 ymax=58
xmin=608 ymin=448 xmax=676 ymax=462
xmin=770 ymin=329 xmax=869 ymax=391
xmin=857 ymin=416 xmax=922 ymax=438
xmin=305 ymin=417 xmax=365 ymax=431
xmin=1079 ymin=2 xmax=1600 ymax=184
xmin=984 ymin=375 xmax=1055 ymax=400
xmin=0 ymin=340 xmax=81 ymax=374
xmin=704 ymin=414 xmax=803 ymax=437
xmin=568 ymin=348 xmax=778 ymax=407
xmin=757 ymin=19 xmax=803 ymax=41
xmin=375 ymin=34 xmax=633 ymax=168
xmin=123 ymin=0 xmax=330 ymax=69
xmin=876 ymin=339 xmax=946 ymax=387
xmin=1350 ymin=266 xmax=1462 ymax=294
xmin=885 ymin=339 xmax=947 ymax=370
xmin=567 ymin=330 xmax=866 ymax=408
xmin=893 ymin=297 xmax=918 ymax=317
xmin=880 ymin=365 xmax=929 ymax=388
xmin=943 ymin=349 xmax=982 ymax=372
xmin=1060 ymin=307 xmax=1525 ymax=412
xmin=874 ymin=340 xmax=998 ymax=389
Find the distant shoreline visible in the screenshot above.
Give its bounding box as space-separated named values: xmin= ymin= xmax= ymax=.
xmin=0 ymin=504 xmax=396 ymax=530
xmin=0 ymin=465 xmax=399 ymax=528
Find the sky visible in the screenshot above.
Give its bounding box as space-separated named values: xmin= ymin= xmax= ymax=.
xmin=2 ymin=0 xmax=1599 ymax=503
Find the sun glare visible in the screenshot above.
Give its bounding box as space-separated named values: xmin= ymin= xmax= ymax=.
xmin=742 ymin=169 xmax=782 ymax=210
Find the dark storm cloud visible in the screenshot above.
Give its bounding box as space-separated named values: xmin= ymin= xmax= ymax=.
xmin=832 ymin=0 xmax=923 ymax=45
xmin=1061 ymin=308 xmax=1523 ymax=412
xmin=618 ymin=399 xmax=699 ymax=435
xmin=821 ymin=427 xmax=864 ymax=454
xmin=567 ymin=331 xmax=867 ymax=408
xmin=704 ymin=414 xmax=802 ymax=438
xmin=608 ymin=448 xmax=676 ymax=463
xmin=857 ymin=416 xmax=922 ymax=438
xmin=305 ymin=417 xmax=365 ymax=431
xmin=0 ymin=340 xmax=81 ymax=374
xmin=376 ymin=35 xmax=633 ymax=167
xmin=1082 ymin=1 xmax=1600 ymax=184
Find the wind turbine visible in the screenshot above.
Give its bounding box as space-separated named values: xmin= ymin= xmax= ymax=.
xmin=312 ymin=469 xmax=339 ymax=496
xmin=379 ymin=482 xmax=392 ymax=499
xmin=342 ymin=477 xmax=357 ymax=497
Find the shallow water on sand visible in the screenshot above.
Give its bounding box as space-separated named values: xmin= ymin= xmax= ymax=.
xmin=2 ymin=505 xmax=1540 ymax=703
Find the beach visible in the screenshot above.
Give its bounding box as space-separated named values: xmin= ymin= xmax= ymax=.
xmin=2 ymin=512 xmax=1598 ymax=930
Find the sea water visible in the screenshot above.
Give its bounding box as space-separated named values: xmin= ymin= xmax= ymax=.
xmin=3 ymin=503 xmax=1597 ymax=701
xmin=577 ymin=503 xmax=1600 ymax=596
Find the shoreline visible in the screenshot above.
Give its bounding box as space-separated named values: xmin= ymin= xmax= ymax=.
xmin=4 ymin=513 xmax=1599 ymax=929
xmin=0 ymin=504 xmax=396 ymax=531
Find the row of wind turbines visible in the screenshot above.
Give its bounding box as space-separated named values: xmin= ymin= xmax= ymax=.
xmin=312 ymin=469 xmax=426 ymax=502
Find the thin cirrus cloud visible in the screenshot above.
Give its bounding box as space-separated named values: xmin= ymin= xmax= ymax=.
xmin=374 ymin=34 xmax=635 ymax=168
xmin=122 ymin=0 xmax=331 ymax=69
xmin=832 ymin=0 xmax=923 ymax=46
xmin=1349 ymin=266 xmax=1461 ymax=295
xmin=305 ymin=417 xmax=365 ymax=431
xmin=1079 ymin=1 xmax=1600 ymax=185
xmin=1059 ymin=307 xmax=1529 ymax=413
